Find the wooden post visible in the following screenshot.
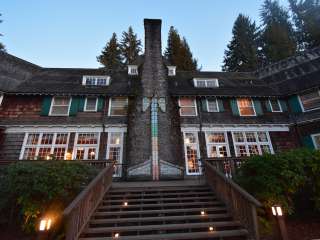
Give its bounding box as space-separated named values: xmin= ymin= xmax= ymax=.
xmin=277 ymin=216 xmax=289 ymax=240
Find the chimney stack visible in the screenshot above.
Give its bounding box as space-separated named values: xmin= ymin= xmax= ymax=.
xmin=144 ymin=19 xmax=162 ymax=61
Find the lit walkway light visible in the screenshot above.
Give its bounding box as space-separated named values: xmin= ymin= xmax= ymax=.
xmin=271 ymin=205 xmax=288 ymax=240
xmin=39 ymin=218 xmax=52 ymax=231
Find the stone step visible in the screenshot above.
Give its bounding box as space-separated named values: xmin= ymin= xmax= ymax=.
xmin=104 ymin=191 xmax=214 ymax=199
xmin=109 ymin=186 xmax=210 ymax=194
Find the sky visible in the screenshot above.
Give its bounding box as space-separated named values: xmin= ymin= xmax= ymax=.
xmin=1 ymin=0 xmax=289 ymax=71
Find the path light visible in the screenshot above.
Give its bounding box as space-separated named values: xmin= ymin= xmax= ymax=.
xmin=114 ymin=233 xmax=120 ymax=238
xmin=123 ymin=201 xmax=128 ymax=206
xmin=39 ymin=218 xmax=52 ymax=231
xmin=271 ymin=205 xmax=288 ymax=240
xmin=201 ymin=210 xmax=205 ymax=216
xmin=209 ymin=226 xmax=215 ymax=232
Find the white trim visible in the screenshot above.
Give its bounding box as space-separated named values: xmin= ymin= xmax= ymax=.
xmin=128 ymin=65 xmax=138 ymax=75
xmin=108 ymin=97 xmax=128 ymax=116
xmin=178 ymin=98 xmax=198 ymax=116
xmin=82 ymin=75 xmax=110 ymax=86
xmin=183 ymin=131 xmax=201 ymax=176
xmin=106 ymin=132 xmax=124 ymax=177
xmin=311 ymin=133 xmax=320 ymax=149
xmin=49 ymin=96 xmax=72 ymax=116
xmin=268 ymin=99 xmax=283 ymax=112
xmin=204 ymin=131 xmax=231 ymax=158
xmin=73 ymin=132 xmax=100 ymax=160
xmin=181 ymin=127 xmax=200 ymax=132
xmin=237 ymin=98 xmax=256 ymax=117
xmin=84 ymin=97 xmax=98 ymax=112
xmin=193 ymin=78 xmax=219 ymax=88
xmin=167 ymin=66 xmax=176 ymax=76
xmin=206 ymin=98 xmax=219 ymax=112
xmin=298 ymin=90 xmax=320 ymax=112
xmin=201 ymin=125 xmax=289 ymax=132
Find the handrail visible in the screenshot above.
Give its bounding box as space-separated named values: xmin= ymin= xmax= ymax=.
xmin=204 ymin=160 xmax=262 ymax=240
xmin=62 ymin=161 xmax=114 ymax=240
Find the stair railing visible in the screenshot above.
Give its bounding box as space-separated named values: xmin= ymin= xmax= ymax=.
xmin=61 ymin=161 xmax=115 ymax=240
xmin=204 ymin=160 xmax=262 ymax=240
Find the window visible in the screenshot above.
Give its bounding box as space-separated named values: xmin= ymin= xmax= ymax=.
xmin=207 ymin=99 xmax=219 ymax=112
xmin=50 ymin=97 xmax=71 ymax=116
xmin=194 ymin=78 xmax=219 ymax=88
xmin=106 ymin=132 xmax=123 ymax=177
xmin=299 ymin=90 xmax=320 ymax=111
xmin=108 ymin=97 xmax=128 ymax=116
xmin=312 ymin=134 xmax=320 ymax=149
xmin=20 ymin=133 xmax=69 ymax=160
xmin=167 ymin=66 xmax=176 ymax=76
xmin=183 ymin=132 xmax=201 ymax=175
xmin=73 ymin=133 xmax=100 ymax=160
xmin=232 ymin=131 xmax=274 ymax=157
xmin=128 ymin=65 xmax=138 ymax=75
xmin=205 ymin=132 xmax=230 ymax=158
xmin=179 ymin=98 xmax=197 ymax=116
xmin=269 ymin=99 xmax=282 ymax=112
xmin=82 ymin=76 xmax=110 ymax=86
xmin=237 ymin=98 xmax=256 ymax=116
xmin=84 ymin=97 xmax=98 ymax=112
xmin=0 ymin=94 xmax=3 ymax=106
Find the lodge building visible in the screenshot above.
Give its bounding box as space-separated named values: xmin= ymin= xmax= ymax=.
xmin=0 ymin=19 xmax=320 ymax=180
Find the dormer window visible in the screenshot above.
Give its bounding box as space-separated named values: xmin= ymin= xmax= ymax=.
xmin=82 ymin=76 xmax=110 ymax=86
xmin=194 ymin=78 xmax=219 ymax=88
xmin=167 ymin=66 xmax=176 ymax=76
xmin=128 ymin=65 xmax=138 ymax=75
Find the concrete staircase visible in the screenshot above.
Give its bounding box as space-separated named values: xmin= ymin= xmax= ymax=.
xmin=79 ymin=181 xmax=248 ymax=240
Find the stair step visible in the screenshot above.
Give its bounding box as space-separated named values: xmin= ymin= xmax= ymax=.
xmin=109 ymin=187 xmax=210 ymax=194
xmin=104 ymin=191 xmax=214 ymax=199
xmin=94 ymin=206 xmax=228 ymax=217
xmin=90 ymin=213 xmax=232 ymax=224
xmin=79 ymin=229 xmax=248 ymax=240
xmin=103 ymin=196 xmax=216 ymax=204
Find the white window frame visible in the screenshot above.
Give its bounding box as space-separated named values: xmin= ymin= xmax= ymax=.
xmin=205 ymin=132 xmax=231 ymax=158
xmin=268 ymin=99 xmax=282 ymax=112
xmin=193 ymin=78 xmax=219 ymax=88
xmin=206 ymin=98 xmax=219 ymax=112
xmin=311 ymin=133 xmax=320 ymax=149
xmin=167 ymin=66 xmax=176 ymax=76
xmin=0 ymin=94 xmax=3 ymax=106
xmin=128 ymin=65 xmax=138 ymax=75
xmin=237 ymin=98 xmax=256 ymax=117
xmin=49 ymin=96 xmax=72 ymax=116
xmin=178 ymin=98 xmax=198 ymax=116
xmin=82 ymin=75 xmax=110 ymax=86
xmin=106 ymin=132 xmax=124 ymax=177
xmin=298 ymin=89 xmax=320 ymax=112
xmin=84 ymin=97 xmax=98 ymax=112
xmin=231 ymin=131 xmax=274 ymax=157
xmin=108 ymin=97 xmax=128 ymax=116
xmin=183 ymin=131 xmax=201 ymax=175
xmin=73 ymin=132 xmax=100 ymax=160
xmin=19 ymin=132 xmax=70 ymax=160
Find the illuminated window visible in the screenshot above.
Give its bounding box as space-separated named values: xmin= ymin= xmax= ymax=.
xmin=108 ymin=97 xmax=128 ymax=116
xmin=237 ymin=98 xmax=256 ymax=116
xmin=73 ymin=133 xmax=99 ymax=160
xmin=84 ymin=97 xmax=98 ymax=112
xmin=268 ymin=99 xmax=282 ymax=112
xmin=299 ymin=90 xmax=320 ymax=111
xmin=106 ymin=132 xmax=123 ymax=177
xmin=20 ymin=133 xmax=69 ymax=160
xmin=50 ymin=97 xmax=71 ymax=116
xmin=205 ymin=132 xmax=230 ymax=158
xmin=179 ymin=98 xmax=197 ymax=116
xmin=183 ymin=132 xmax=201 ymax=175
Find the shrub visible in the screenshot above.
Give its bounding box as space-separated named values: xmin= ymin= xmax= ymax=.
xmin=235 ymin=148 xmax=320 ymax=215
xmin=0 ymin=161 xmax=98 ymax=233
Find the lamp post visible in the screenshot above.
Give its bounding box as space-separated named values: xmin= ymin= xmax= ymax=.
xmin=37 ymin=217 xmax=52 ymax=240
xmin=271 ymin=205 xmax=289 ymax=240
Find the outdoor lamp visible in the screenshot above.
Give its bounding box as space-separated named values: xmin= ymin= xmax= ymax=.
xmin=271 ymin=205 xmax=288 ymax=240
xmin=272 ymin=205 xmax=283 ymax=216
xmin=39 ymin=218 xmax=52 ymax=231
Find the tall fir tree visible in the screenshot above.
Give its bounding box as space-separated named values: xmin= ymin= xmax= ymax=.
xmin=164 ymin=26 xmax=198 ymax=71
xmin=120 ymin=26 xmax=142 ymax=64
xmin=260 ymin=0 xmax=297 ymax=64
xmin=0 ymin=14 xmax=5 ymax=52
xmin=97 ymin=33 xmax=123 ymax=69
xmin=289 ymin=0 xmax=320 ymax=49
xmin=222 ymin=14 xmax=259 ymax=72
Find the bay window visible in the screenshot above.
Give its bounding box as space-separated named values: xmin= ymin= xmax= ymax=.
xmin=73 ymin=133 xmax=100 ymax=160
xmin=237 ymin=98 xmax=256 ymax=116
xmin=299 ymin=90 xmax=320 ymax=111
xmin=179 ymin=98 xmax=197 ymax=116
xmin=205 ymin=132 xmax=230 ymax=158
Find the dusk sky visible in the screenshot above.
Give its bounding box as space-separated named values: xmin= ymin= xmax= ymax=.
xmin=1 ymin=0 xmax=289 ymax=71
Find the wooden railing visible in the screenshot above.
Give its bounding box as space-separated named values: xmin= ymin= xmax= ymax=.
xmin=203 ymin=157 xmax=247 ymax=178
xmin=61 ymin=161 xmax=114 ymax=240
xmin=204 ymin=160 xmax=262 ymax=240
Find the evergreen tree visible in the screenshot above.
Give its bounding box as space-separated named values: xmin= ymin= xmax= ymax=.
xmin=164 ymin=26 xmax=198 ymax=71
xmin=120 ymin=26 xmax=142 ymax=64
xmin=222 ymin=14 xmax=259 ymax=72
xmin=0 ymin=14 xmax=5 ymax=52
xmin=260 ymin=0 xmax=297 ymax=64
xmin=97 ymin=33 xmax=123 ymax=69
xmin=289 ymin=0 xmax=320 ymax=49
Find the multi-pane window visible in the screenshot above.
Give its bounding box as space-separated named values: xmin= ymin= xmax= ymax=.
xmin=74 ymin=133 xmax=99 ymax=160
xmin=84 ymin=97 xmax=98 ymax=112
xmin=312 ymin=134 xmax=320 ymax=149
xmin=50 ymin=97 xmax=71 ymax=116
xmin=269 ymin=99 xmax=282 ymax=112
xmin=20 ymin=133 xmax=69 ymax=160
xmin=108 ymin=97 xmax=128 ymax=116
xmin=237 ymin=98 xmax=256 ymax=116
xmin=179 ymin=98 xmax=197 ymax=116
xmin=183 ymin=132 xmax=201 ymax=175
xmin=299 ymin=90 xmax=320 ymax=111
xmin=83 ymin=76 xmax=110 ymax=86
xmin=232 ymin=131 xmax=273 ymax=157
xmin=194 ymin=79 xmax=219 ymax=88
xmin=106 ymin=132 xmax=123 ymax=177
xmin=205 ymin=132 xmax=230 ymax=158
xmin=207 ymin=99 xmax=219 ymax=112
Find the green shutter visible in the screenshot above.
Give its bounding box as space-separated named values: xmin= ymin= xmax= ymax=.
xmin=279 ymin=100 xmax=288 ymax=112
xmin=78 ymin=97 xmax=85 ymax=112
xmin=40 ymin=96 xmax=52 ymax=116
xmin=302 ymin=135 xmax=315 ymax=149
xmin=69 ymin=97 xmax=79 ymax=116
xmin=217 ymin=99 xmax=224 ymax=112
xmin=253 ymin=99 xmax=263 ymax=116
xmin=97 ymin=97 xmax=104 ymax=112
xmin=265 ymin=100 xmax=272 ymax=112
xmin=230 ymin=99 xmax=240 ymax=116
xmin=288 ymin=95 xmax=303 ymax=113
xmin=201 ymin=98 xmax=208 ymax=112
